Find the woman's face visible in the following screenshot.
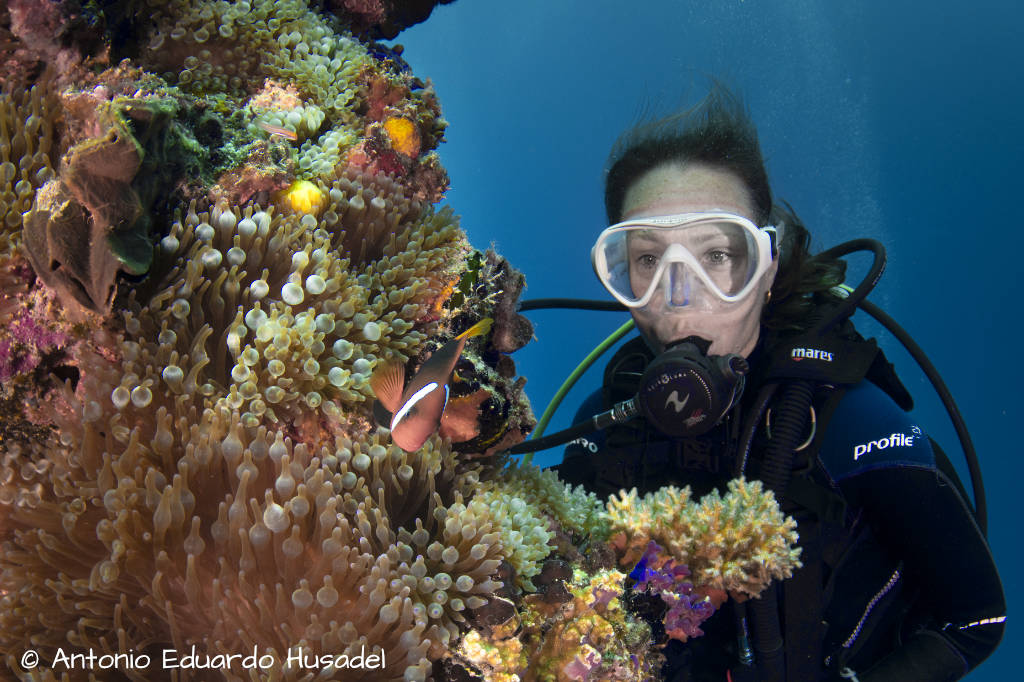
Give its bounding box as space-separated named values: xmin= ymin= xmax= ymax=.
xmin=620 ymin=162 xmax=778 ymax=357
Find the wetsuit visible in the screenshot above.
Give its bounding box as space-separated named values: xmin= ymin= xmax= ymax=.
xmin=555 ymin=337 xmax=1005 ymax=681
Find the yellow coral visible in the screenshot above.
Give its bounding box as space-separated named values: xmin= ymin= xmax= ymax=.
xmin=384 ymin=116 xmax=421 ymax=158
xmin=605 ymin=478 xmax=802 ymax=598
xmin=456 ymin=630 xmax=525 ymax=682
xmin=452 ymin=566 xmax=661 ymax=681
xmin=278 ymin=178 xmax=326 ymax=214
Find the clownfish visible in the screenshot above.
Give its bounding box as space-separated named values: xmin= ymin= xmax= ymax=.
xmin=370 ymin=317 xmax=493 ymax=452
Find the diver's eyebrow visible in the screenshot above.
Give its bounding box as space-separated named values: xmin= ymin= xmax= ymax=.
xmin=630 ymin=226 xmax=729 ymax=246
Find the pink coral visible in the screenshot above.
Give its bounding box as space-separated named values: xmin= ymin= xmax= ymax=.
xmin=0 ymin=283 xmax=73 ymax=383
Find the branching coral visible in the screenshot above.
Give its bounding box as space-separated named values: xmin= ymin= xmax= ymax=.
xmin=605 ymin=478 xmax=802 ymax=598
xmin=451 ymin=565 xmax=661 ymax=681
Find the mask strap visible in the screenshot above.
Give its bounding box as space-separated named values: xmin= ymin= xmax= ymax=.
xmin=764 ymin=226 xmax=779 ymax=259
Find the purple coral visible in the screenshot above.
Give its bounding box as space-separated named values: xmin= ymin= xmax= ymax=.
xmin=562 ymin=645 xmax=603 ymax=681
xmin=631 ymin=541 xmax=716 ymax=642
xmin=0 ymin=303 xmax=71 ymax=382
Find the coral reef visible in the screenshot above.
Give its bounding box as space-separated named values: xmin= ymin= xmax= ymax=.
xmin=326 ymin=0 xmax=459 ymax=40
xmin=605 ymin=478 xmax=803 ymax=598
xmin=0 ymin=1 xmax=536 ymax=680
xmin=0 ymin=2 xmax=804 ymax=681
xmin=629 ymin=541 xmax=715 ymax=643
xmin=0 ymin=81 xmax=59 ymax=250
xmin=449 ymin=563 xmax=662 ymax=681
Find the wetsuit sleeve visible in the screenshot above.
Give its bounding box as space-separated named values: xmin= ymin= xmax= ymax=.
xmin=550 ymin=390 xmax=606 ymax=488
xmin=820 ymin=382 xmax=1006 ymax=680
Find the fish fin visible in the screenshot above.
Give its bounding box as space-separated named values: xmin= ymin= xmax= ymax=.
xmin=454 ymin=317 xmax=493 ymax=341
xmin=439 ymin=388 xmax=489 ymax=443
xmin=369 ymin=360 xmax=405 ymax=414
xmin=372 ymin=400 xmax=394 ymax=429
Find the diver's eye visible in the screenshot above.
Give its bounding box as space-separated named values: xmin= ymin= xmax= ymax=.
xmin=704 ymin=249 xmax=733 ymax=266
xmin=635 ymin=254 xmax=659 ymax=270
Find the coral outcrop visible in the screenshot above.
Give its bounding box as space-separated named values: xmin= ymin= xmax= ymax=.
xmin=0 ymin=2 xmax=804 ymax=681
xmin=0 ymin=1 xmax=536 ymax=681
xmin=450 ymin=564 xmax=662 ymax=682
xmin=605 ymin=478 xmax=803 ymax=598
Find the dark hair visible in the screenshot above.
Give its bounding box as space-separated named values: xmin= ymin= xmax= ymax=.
xmin=762 ymin=201 xmax=847 ymax=332
xmin=604 ymin=83 xmax=772 ymax=225
xmin=604 ymin=84 xmax=847 ymax=332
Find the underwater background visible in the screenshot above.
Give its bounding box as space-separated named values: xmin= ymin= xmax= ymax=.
xmin=397 ymin=0 xmax=1022 ymax=678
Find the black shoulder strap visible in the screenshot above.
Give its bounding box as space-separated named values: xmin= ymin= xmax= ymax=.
xmin=760 ymin=315 xmax=913 ymax=411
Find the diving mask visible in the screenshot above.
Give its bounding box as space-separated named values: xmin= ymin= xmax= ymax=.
xmin=592 ymin=212 xmax=778 ymax=311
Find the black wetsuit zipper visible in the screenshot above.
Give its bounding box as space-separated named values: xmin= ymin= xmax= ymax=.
xmin=825 ymin=568 xmax=902 ymax=666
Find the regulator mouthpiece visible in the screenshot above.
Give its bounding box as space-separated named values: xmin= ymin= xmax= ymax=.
xmin=637 ymin=336 xmax=748 ymax=438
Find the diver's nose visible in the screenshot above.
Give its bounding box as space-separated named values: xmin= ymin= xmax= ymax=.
xmin=666 ymin=262 xmax=690 ymax=308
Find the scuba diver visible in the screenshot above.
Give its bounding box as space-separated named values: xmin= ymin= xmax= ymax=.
xmin=528 ymin=85 xmax=1006 ymax=681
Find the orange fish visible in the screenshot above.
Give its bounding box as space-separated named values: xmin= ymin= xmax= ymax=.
xmin=257 ymin=121 xmax=299 ymax=141
xmin=371 ymin=318 xmax=492 ymax=452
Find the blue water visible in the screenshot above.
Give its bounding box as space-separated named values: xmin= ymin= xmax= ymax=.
xmin=397 ymin=1 xmax=1022 ymax=678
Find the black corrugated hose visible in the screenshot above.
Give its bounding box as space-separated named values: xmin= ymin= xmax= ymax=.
xmin=747 ymin=380 xmax=816 ymax=682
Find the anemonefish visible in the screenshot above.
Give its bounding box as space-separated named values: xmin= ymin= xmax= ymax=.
xmin=370 ymin=317 xmax=493 ymax=452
